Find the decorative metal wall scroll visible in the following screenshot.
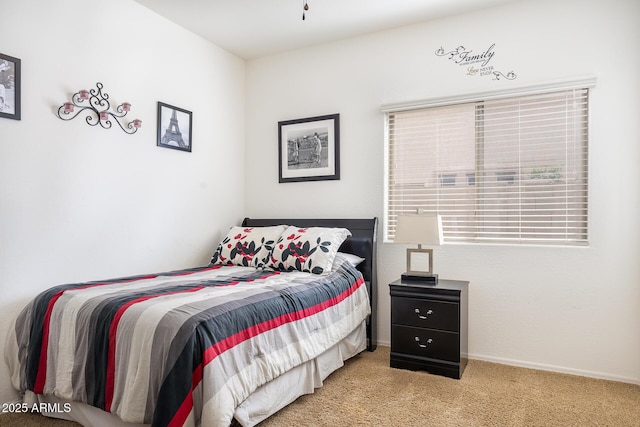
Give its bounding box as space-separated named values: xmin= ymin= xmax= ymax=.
xmin=57 ymin=82 xmax=141 ymax=134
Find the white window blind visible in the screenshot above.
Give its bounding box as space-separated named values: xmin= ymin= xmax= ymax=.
xmin=384 ymin=86 xmax=590 ymax=246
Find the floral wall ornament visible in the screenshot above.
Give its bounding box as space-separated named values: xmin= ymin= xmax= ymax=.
xmin=435 ymin=43 xmax=517 ymax=81
xmin=56 ymin=82 xmax=142 ymax=134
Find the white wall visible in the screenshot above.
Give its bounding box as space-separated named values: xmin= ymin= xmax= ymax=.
xmin=0 ymin=0 xmax=246 ymax=403
xmin=1 ymin=0 xmax=638 ymax=409
xmin=246 ymin=0 xmax=640 ymax=383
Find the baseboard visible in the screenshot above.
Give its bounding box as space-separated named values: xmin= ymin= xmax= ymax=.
xmin=374 ymin=342 xmax=639 ymax=385
xmin=468 ymin=352 xmax=640 ymax=386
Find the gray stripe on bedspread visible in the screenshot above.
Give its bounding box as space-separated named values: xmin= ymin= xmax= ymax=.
xmin=142 ymin=273 xmax=292 ymax=418
xmin=71 ymin=277 xmax=211 ymax=403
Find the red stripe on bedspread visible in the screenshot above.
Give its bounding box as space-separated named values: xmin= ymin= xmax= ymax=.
xmin=168 ymin=275 xmax=365 ymax=427
xmin=104 ymin=281 xmax=241 ymax=413
xmin=32 ymin=266 xmax=223 ymax=398
xmin=33 ymin=276 xmax=160 ymax=394
xmin=246 ymin=271 xmax=281 ymax=282
xmin=33 ymin=290 xmax=64 ymax=394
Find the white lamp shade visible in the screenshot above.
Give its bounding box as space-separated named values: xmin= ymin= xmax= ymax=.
xmin=394 ymin=214 xmax=443 ymax=245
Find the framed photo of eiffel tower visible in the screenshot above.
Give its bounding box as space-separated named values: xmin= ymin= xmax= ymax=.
xmin=157 ymin=102 xmax=192 ymax=152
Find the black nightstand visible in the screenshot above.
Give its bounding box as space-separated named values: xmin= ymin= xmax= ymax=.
xmin=389 ymin=279 xmax=469 ymax=379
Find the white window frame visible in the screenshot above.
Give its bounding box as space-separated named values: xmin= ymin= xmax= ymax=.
xmin=382 ymin=77 xmax=596 ymax=246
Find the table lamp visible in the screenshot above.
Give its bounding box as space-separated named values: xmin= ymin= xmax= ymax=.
xmin=394 ymin=213 xmax=443 ymax=283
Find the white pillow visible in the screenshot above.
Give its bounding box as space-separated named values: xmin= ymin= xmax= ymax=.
xmin=211 ymin=225 xmax=287 ymax=268
xmin=336 ymin=252 xmax=365 ymax=267
xmin=268 ymin=226 xmax=351 ymax=275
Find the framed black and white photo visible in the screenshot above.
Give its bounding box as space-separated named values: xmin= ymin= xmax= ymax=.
xmin=278 ymin=113 xmax=340 ymax=183
xmin=157 ymin=102 xmax=192 ymax=152
xmin=0 ymin=53 xmax=21 ymax=121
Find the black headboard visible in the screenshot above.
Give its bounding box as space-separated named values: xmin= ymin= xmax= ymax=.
xmin=241 ymin=217 xmax=378 ymax=351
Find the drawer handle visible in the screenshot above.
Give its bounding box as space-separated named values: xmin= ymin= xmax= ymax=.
xmin=415 ymin=336 xmax=433 ymax=348
xmin=415 ymin=308 xmax=433 ymax=320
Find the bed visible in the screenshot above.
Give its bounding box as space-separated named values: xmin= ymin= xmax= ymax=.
xmin=5 ymin=217 xmax=378 ymax=427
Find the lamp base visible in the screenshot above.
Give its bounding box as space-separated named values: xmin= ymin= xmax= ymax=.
xmin=401 ymin=273 xmax=438 ymax=284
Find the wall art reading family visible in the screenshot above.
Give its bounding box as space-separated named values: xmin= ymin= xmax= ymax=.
xmin=435 ymin=43 xmax=516 ymax=81
xmin=278 ymin=113 xmax=340 ymax=183
xmin=0 ymin=52 xmax=21 ymax=120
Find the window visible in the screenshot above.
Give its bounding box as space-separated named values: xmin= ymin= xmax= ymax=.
xmin=439 ymin=174 xmax=457 ymax=187
xmin=383 ymin=82 xmax=592 ymax=246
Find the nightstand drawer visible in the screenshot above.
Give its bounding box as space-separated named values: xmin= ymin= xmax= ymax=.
xmin=391 ymin=325 xmax=459 ymax=362
xmin=391 ymin=296 xmax=459 ymax=332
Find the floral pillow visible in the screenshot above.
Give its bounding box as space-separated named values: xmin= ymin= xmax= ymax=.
xmin=268 ymin=226 xmax=352 ymax=275
xmin=211 ymin=225 xmax=287 ymax=268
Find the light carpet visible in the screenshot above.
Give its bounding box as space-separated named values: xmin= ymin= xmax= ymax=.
xmin=2 ymin=346 xmax=639 ymax=426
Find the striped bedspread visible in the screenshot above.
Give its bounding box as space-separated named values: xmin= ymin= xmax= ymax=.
xmin=5 ymin=256 xmax=370 ymax=427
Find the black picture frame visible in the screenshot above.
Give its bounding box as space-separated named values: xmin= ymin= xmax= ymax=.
xmin=157 ymin=102 xmax=192 ymax=152
xmin=0 ymin=53 xmax=21 ymax=121
xmin=278 ymin=113 xmax=340 ymax=183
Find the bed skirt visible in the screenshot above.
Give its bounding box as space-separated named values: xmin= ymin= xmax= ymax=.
xmin=26 ymin=321 xmax=367 ymax=427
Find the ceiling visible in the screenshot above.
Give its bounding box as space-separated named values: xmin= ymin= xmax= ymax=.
xmin=134 ymin=0 xmax=522 ymax=60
